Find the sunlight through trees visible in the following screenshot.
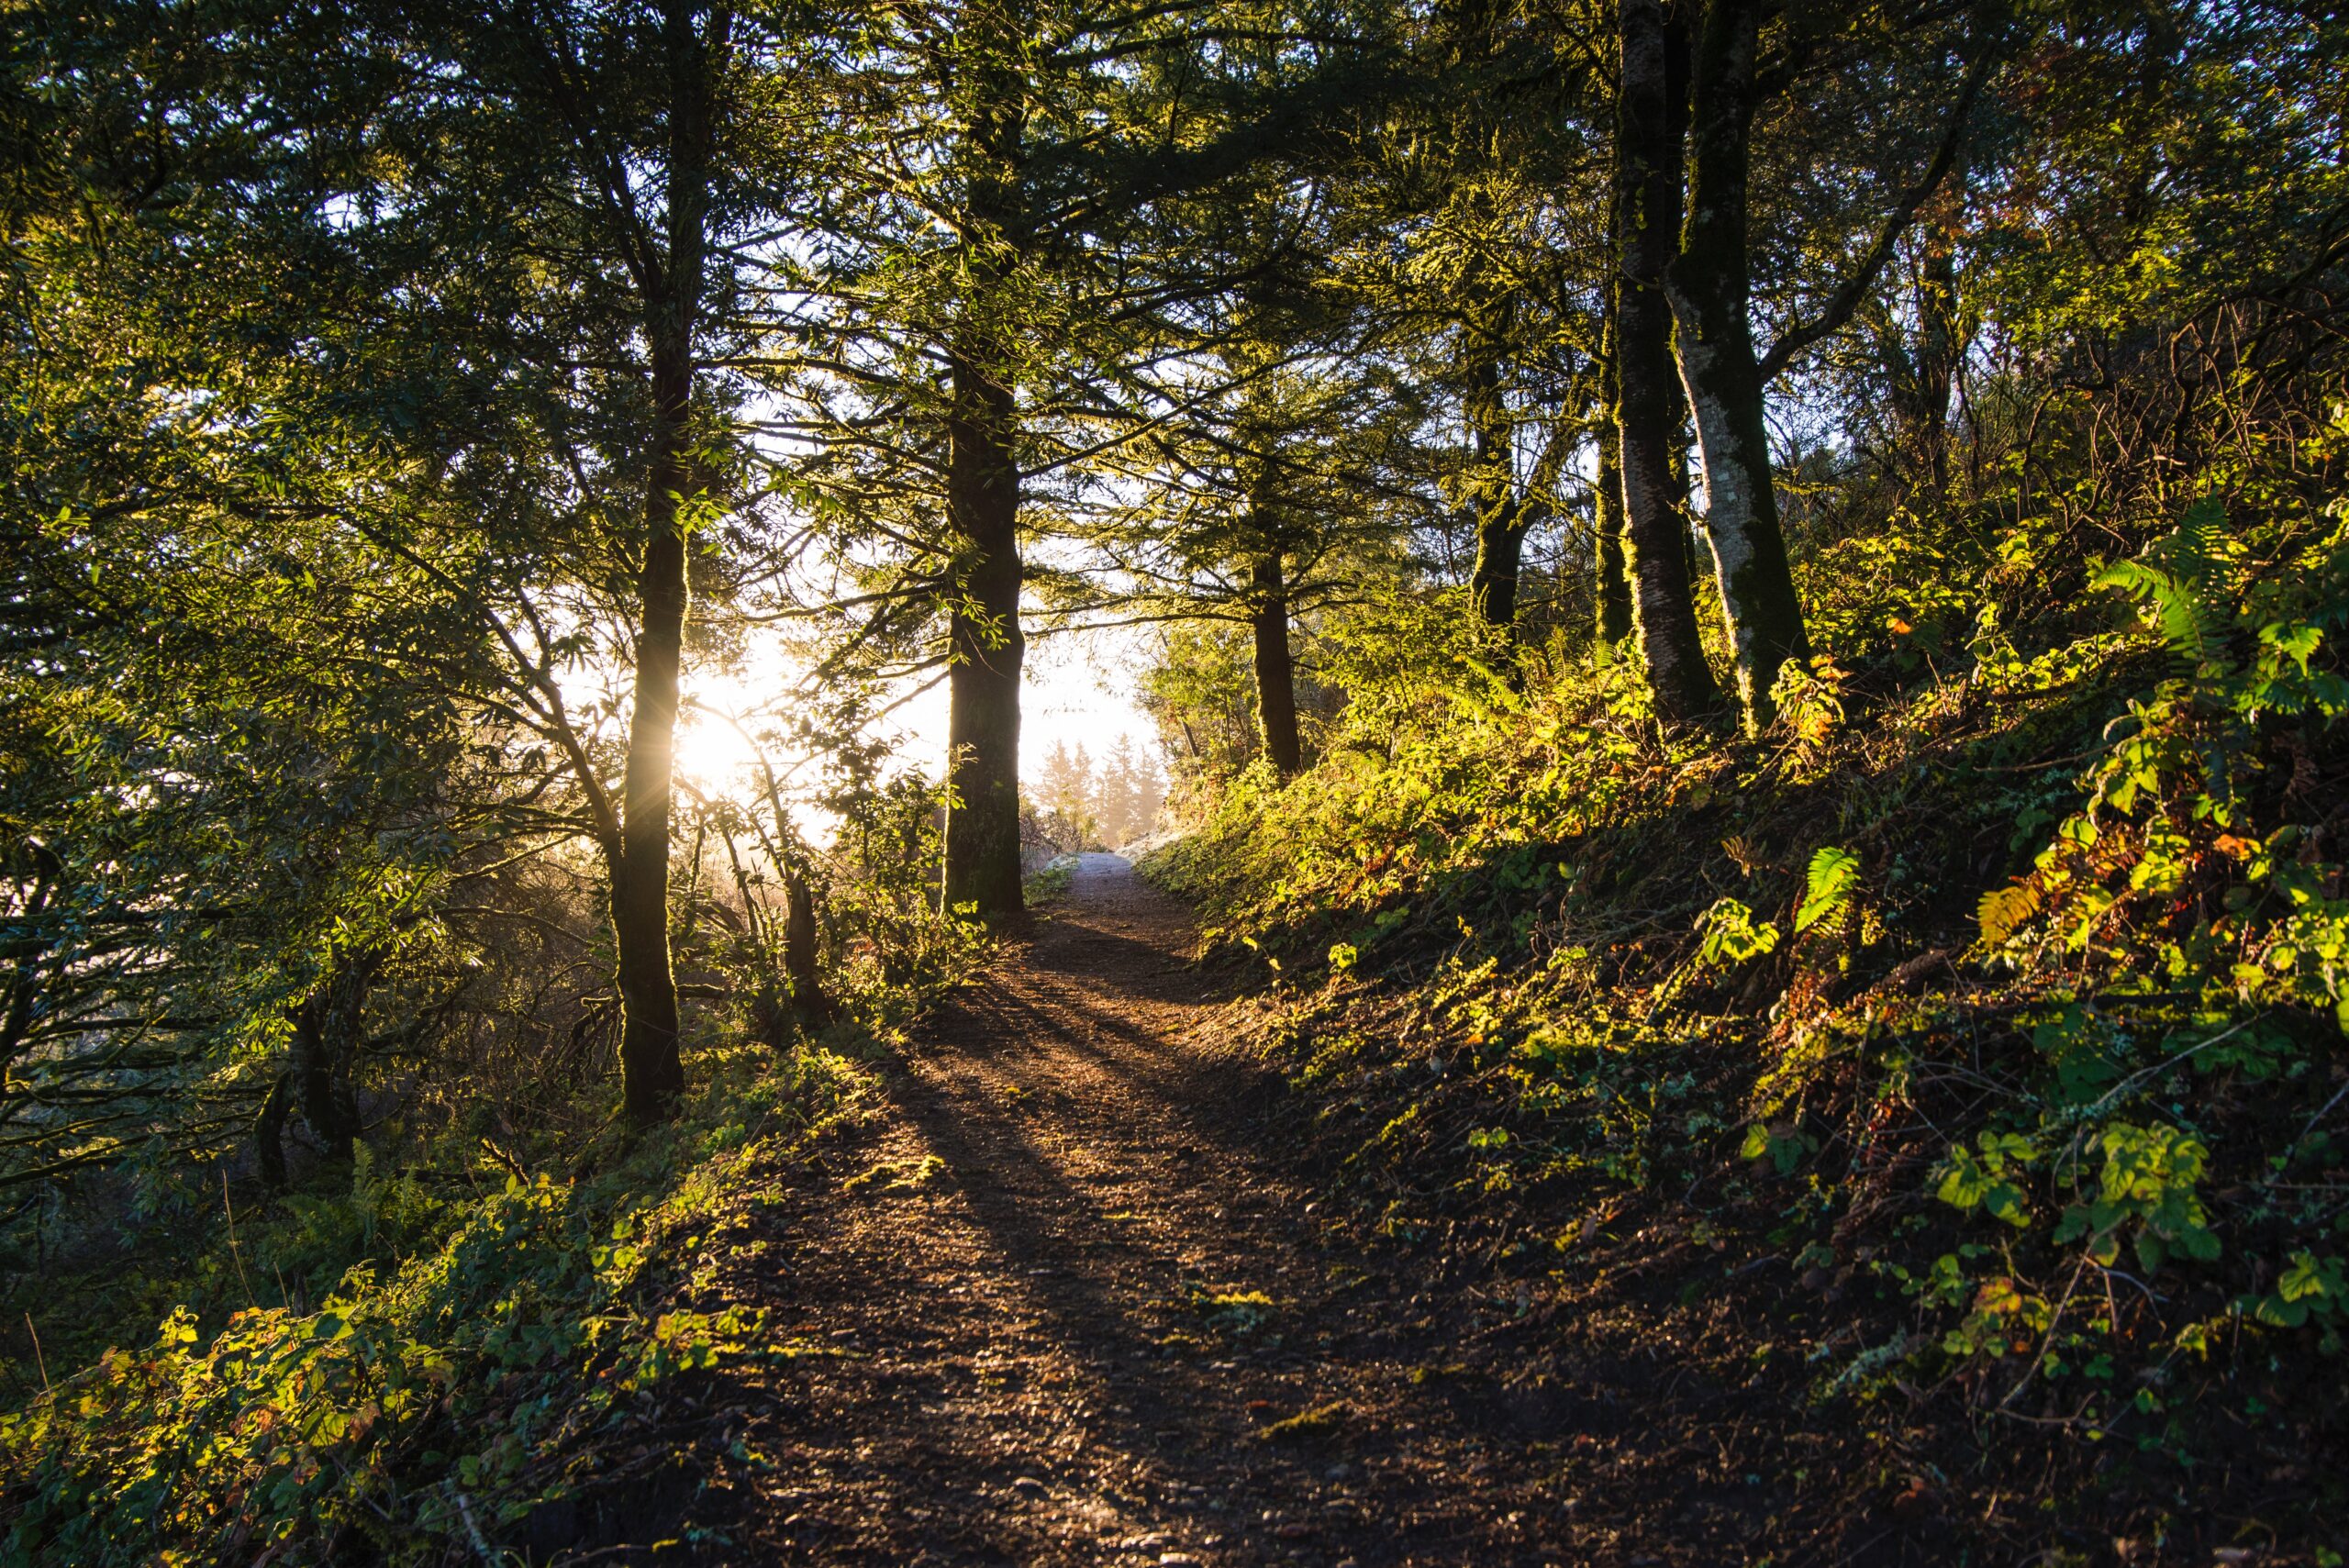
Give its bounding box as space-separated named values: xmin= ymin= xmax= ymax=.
xmin=6 ymin=0 xmax=2349 ymax=1557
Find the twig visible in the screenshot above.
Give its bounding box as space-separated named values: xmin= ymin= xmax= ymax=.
xmin=223 ymin=1169 xmax=258 ymax=1310
xmin=1968 ymin=747 xmax=2101 ymax=774
xmin=24 ymin=1312 xmax=49 ymax=1394
xmin=451 ymin=1488 xmax=495 ymax=1563
xmin=2073 ymin=1013 xmax=2264 ymax=1132
xmin=2001 ymin=1252 xmax=2088 ymax=1411
xmin=2293 ymin=1077 xmax=2349 ymax=1151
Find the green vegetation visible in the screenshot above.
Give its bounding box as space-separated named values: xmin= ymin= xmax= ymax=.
xmin=8 ymin=0 xmax=2349 ymax=1556
xmin=1 ymin=1045 xmax=869 ymax=1564
xmin=1142 ymin=313 xmax=2349 ymax=1561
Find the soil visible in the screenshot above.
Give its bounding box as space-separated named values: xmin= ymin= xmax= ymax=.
xmin=678 ymin=854 xmax=1885 ymax=1566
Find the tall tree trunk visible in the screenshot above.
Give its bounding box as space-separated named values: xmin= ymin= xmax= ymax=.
xmin=1670 ymin=425 xmax=1702 ymax=585
xmin=1595 ymin=420 xmax=1631 ymax=649
xmin=939 ymin=10 xmax=1029 ymax=921
xmin=615 ymin=1 xmax=716 ymax=1121
xmin=292 ymin=949 xmax=373 ymax=1155
xmin=1595 ymin=312 xmax=1633 ymax=651
xmin=1899 ymin=184 xmax=1965 ymax=495
xmin=1913 ymin=233 xmax=1958 ymax=495
xmin=1668 ymin=0 xmax=1810 ymax=731
xmin=1251 ymin=551 xmax=1303 ymax=776
xmin=941 ymin=348 xmax=1027 ymax=917
xmin=1614 ymin=0 xmax=1722 ymax=721
xmin=255 ymin=1071 xmax=293 ymax=1190
xmin=1465 ymin=363 xmax=1529 ymax=642
xmin=1464 ymin=315 xmax=1528 ymax=641
xmin=1469 ymin=490 xmax=1526 ymax=638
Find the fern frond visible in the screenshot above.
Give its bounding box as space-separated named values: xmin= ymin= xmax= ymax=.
xmin=2094 ymin=498 xmax=2240 ymax=671
xmin=2094 ymin=560 xmax=2208 ymax=666
xmin=1976 ymin=881 xmax=2042 ymax=946
xmin=2165 ymin=495 xmax=2232 ymax=603
xmin=1796 ymin=846 xmax=1862 ymax=933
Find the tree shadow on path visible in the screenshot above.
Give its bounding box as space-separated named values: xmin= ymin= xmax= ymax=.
xmin=678 ymin=853 xmax=1750 ymax=1568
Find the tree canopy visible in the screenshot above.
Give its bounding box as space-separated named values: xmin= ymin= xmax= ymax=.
xmin=7 ymin=0 xmax=2349 ymax=1558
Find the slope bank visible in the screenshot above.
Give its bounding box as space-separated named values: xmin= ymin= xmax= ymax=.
xmin=1143 ymin=503 xmax=2349 ymax=1562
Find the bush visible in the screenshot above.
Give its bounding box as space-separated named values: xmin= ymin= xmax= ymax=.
xmin=0 ymin=1045 xmax=870 ymax=1565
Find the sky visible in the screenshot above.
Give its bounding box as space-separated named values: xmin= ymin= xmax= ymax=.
xmin=668 ymin=620 xmax=1163 ymax=800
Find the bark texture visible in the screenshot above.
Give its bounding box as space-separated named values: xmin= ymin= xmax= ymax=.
xmin=1613 ymin=0 xmax=1721 ymax=721
xmin=615 ymin=0 xmax=716 ymax=1121
xmin=1251 ymin=552 xmax=1303 ymax=777
xmin=1596 ymin=421 xmax=1632 ymax=649
xmin=941 ymin=350 xmax=1027 ymax=917
xmin=1667 ymin=0 xmax=1809 ymax=732
xmin=1464 ymin=321 xmax=1528 ymax=640
xmin=939 ymin=12 xmax=1029 ymax=921
xmin=1595 ymin=314 xmax=1633 ymax=650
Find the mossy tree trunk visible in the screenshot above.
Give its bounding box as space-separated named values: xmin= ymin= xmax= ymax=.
xmin=1594 ymin=312 xmax=1633 ymax=651
xmin=1469 ymin=487 xmax=1527 ymax=640
xmin=1464 ymin=317 xmax=1529 ymax=642
xmin=290 ymin=946 xmax=377 ymax=1156
xmin=1666 ymin=0 xmax=1809 ymax=733
xmin=1613 ymin=0 xmax=1722 ymax=722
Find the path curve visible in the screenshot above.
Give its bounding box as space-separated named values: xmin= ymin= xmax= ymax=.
xmin=711 ymin=853 xmax=1583 ymax=1566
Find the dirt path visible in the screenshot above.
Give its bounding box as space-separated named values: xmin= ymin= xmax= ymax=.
xmin=701 ymin=854 xmax=1615 ymax=1567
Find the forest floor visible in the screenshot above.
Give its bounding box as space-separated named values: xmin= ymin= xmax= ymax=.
xmin=669 ymin=852 xmax=1870 ymax=1568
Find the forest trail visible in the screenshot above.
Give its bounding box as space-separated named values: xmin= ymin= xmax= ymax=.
xmin=702 ymin=853 xmax=1626 ymax=1567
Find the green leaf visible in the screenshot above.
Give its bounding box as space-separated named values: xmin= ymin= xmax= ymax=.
xmin=1796 ymin=847 xmax=1862 ymax=933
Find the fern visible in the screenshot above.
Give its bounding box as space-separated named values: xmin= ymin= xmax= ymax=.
xmin=1976 ymin=880 xmax=2043 ymax=946
xmin=1796 ymin=846 xmax=1862 ymax=933
xmin=2093 ymin=497 xmax=2235 ymax=672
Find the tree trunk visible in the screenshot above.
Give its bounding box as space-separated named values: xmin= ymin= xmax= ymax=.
xmin=1464 ymin=320 xmax=1527 ymax=640
xmin=1667 ymin=0 xmax=1810 ymax=732
xmin=255 ymin=1070 xmax=293 ymax=1190
xmin=938 ymin=14 xmax=1029 ymax=922
xmin=1614 ymin=0 xmax=1722 ymax=722
xmin=1595 ymin=313 xmax=1633 ymax=651
xmin=292 ymin=951 xmax=371 ymax=1155
xmin=1595 ymin=420 xmax=1631 ymax=649
xmin=1913 ymin=232 xmax=1958 ymax=495
xmin=1469 ymin=490 xmax=1526 ymax=639
xmin=1898 ymin=187 xmax=1964 ymax=495
xmin=1251 ymin=552 xmax=1303 ymax=776
xmin=1670 ymin=421 xmax=1701 ymax=584
xmin=784 ymin=865 xmax=833 ymax=1030
xmin=941 ymin=348 xmax=1027 ymax=918
xmin=614 ymin=2 xmax=715 ymax=1122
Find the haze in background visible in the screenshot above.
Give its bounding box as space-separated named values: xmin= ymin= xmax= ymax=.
xmin=672 ymin=622 xmax=1163 ymax=811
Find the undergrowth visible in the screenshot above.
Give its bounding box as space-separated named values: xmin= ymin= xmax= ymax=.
xmin=0 ymin=1040 xmax=874 ymax=1565
xmin=1144 ymin=453 xmax=2349 ymax=1556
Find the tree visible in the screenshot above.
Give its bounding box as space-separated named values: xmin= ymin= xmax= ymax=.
xmin=1664 ymin=0 xmax=1809 ymax=726
xmin=1611 ymin=0 xmax=1723 ymax=722
xmin=755 ymin=0 xmax=1403 ymax=914
xmin=1667 ymin=0 xmax=1998 ymax=728
xmin=304 ymin=0 xmax=810 ymax=1120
